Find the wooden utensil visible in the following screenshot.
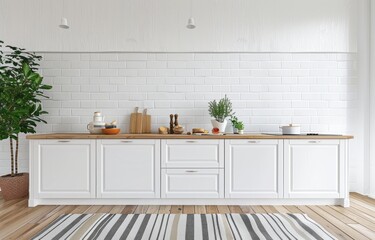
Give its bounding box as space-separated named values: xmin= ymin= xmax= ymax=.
xmin=129 ymin=107 xmax=142 ymax=134
xmin=142 ymin=109 xmax=152 ymax=134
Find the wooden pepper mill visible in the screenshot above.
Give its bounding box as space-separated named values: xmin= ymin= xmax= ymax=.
xmin=174 ymin=114 xmax=179 ymax=127
xmin=169 ymin=114 xmax=174 ymax=134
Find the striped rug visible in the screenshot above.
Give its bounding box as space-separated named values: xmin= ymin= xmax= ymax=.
xmin=32 ymin=213 xmax=336 ymax=240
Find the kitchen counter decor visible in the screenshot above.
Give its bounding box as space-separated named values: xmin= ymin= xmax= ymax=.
xmin=208 ymin=95 xmax=233 ymax=133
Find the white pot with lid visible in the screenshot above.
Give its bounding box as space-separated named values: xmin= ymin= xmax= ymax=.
xmin=280 ymin=124 xmax=300 ymax=135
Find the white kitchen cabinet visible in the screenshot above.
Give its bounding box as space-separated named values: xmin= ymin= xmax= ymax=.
xmin=31 ymin=140 xmax=95 ymax=198
xmin=97 ymin=140 xmax=160 ymax=198
xmin=161 ymin=169 xmax=224 ymax=198
xmin=225 ymin=140 xmax=283 ymax=198
xmin=161 ymin=140 xmax=224 ymax=168
xmin=284 ymin=140 xmax=346 ymax=199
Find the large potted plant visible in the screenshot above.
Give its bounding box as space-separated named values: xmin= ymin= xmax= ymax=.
xmin=0 ymin=41 xmax=52 ymax=200
xmin=208 ymin=95 xmax=233 ymax=133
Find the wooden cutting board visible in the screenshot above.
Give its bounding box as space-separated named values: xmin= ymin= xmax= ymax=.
xmin=135 ymin=112 xmax=143 ymax=134
xmin=129 ymin=107 xmax=142 ymax=134
xmin=142 ymin=109 xmax=151 ymax=134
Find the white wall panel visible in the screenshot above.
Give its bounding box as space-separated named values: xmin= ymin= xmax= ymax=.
xmin=0 ymin=0 xmax=357 ymax=52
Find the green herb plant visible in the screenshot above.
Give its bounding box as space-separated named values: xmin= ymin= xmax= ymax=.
xmin=208 ymin=95 xmax=233 ymax=123
xmin=234 ymin=121 xmax=245 ymax=130
xmin=0 ymin=41 xmax=52 ymax=177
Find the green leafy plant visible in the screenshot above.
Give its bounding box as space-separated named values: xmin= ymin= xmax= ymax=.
xmin=208 ymin=95 xmax=233 ymax=123
xmin=234 ymin=121 xmax=244 ymax=130
xmin=230 ymin=115 xmax=238 ymax=126
xmin=0 ymin=40 xmax=52 ymax=177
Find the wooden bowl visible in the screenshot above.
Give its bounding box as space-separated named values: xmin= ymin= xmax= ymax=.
xmin=102 ymin=128 xmax=121 ymax=135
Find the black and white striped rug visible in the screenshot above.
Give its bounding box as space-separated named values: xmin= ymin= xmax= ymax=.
xmin=33 ymin=213 xmax=336 ymax=240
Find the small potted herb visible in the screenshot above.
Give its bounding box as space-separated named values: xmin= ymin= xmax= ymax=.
xmin=234 ymin=121 xmax=245 ymax=134
xmin=208 ymin=95 xmax=233 ymax=133
xmin=230 ymin=115 xmax=239 ymax=134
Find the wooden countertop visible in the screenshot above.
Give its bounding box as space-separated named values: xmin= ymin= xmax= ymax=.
xmin=26 ymin=133 xmax=354 ymax=140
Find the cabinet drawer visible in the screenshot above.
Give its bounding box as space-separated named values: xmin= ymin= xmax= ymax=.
xmin=161 ymin=140 xmax=224 ymax=168
xmin=161 ymin=169 xmax=224 ymax=198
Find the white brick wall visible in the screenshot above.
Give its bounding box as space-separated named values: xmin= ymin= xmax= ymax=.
xmin=0 ymin=52 xmax=358 ymax=187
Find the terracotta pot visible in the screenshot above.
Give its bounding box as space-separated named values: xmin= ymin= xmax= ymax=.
xmin=0 ymin=173 xmax=29 ymax=201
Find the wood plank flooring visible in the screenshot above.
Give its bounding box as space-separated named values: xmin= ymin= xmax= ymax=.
xmin=0 ymin=193 xmax=374 ymax=239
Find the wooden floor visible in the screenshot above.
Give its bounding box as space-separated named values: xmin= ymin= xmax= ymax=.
xmin=1 ymin=193 xmax=375 ymax=239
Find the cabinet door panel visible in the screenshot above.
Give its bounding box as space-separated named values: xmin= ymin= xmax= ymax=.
xmin=97 ymin=140 xmax=160 ymax=198
xmin=36 ymin=140 xmax=95 ymax=198
xmin=162 ymin=169 xmax=224 ymax=198
xmin=225 ymin=140 xmax=283 ymax=198
xmin=161 ymin=140 xmax=224 ymax=168
xmin=284 ymin=140 xmax=343 ymax=198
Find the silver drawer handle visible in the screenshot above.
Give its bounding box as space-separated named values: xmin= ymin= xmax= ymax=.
xmin=58 ymin=140 xmax=70 ymax=143
xmin=308 ymin=141 xmax=320 ymax=143
xmin=185 ymin=170 xmax=198 ymax=173
xmin=186 ymin=140 xmax=197 ymax=143
xmin=248 ymin=141 xmax=260 ymax=143
xmin=121 ymin=140 xmax=133 ymax=143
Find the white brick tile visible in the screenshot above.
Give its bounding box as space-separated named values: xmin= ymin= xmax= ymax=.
xmin=90 ymin=61 xmax=109 ymax=69
xmin=195 ymin=69 xmax=211 ymax=77
xmin=71 ymin=61 xmax=89 ymax=69
xmin=166 ymin=78 xmax=185 ymax=85
xmin=155 ymin=101 xmax=171 ymax=108
xmin=91 ymin=93 xmax=109 ymax=100
xmin=147 ymin=61 xmax=167 ymax=69
xmin=62 ymin=54 xmax=81 ymax=61
xmin=176 ymin=69 xmax=194 ymax=77
xmin=118 ymin=69 xmax=138 ymax=77
xmin=127 ymin=61 xmax=147 ymax=69
xmin=155 ymin=69 xmax=175 ymax=77
xmin=72 ymin=93 xmax=90 ymax=100
xmin=62 ymin=85 xmax=80 ymax=92
xmin=61 ymin=101 xmax=81 ymax=108
xmin=99 ymin=53 xmax=118 ymax=61
xmin=43 ymin=69 xmax=61 ymax=77
xmin=168 ymin=61 xmax=187 ymax=68
xmin=194 ymin=85 xmax=212 ymax=92
xmin=96 ymin=101 xmax=118 ymax=108
xmin=109 ymin=61 xmax=126 ymax=69
xmin=126 ymin=77 xmax=147 ymax=85
xmin=100 ymin=69 xmax=118 ymax=77
xmin=100 ymin=85 xmax=117 ymax=92
xmin=260 ymin=62 xmax=282 ymax=69
xmin=80 ymin=101 xmax=96 ymax=108
xmin=81 ymin=69 xmax=100 ymax=77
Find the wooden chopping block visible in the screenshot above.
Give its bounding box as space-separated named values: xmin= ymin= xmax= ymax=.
xmin=129 ymin=107 xmax=139 ymax=134
xmin=142 ymin=109 xmax=152 ymax=134
xmin=135 ymin=110 xmax=143 ymax=134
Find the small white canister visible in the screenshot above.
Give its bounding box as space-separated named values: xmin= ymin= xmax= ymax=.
xmin=280 ymin=124 xmax=300 ymax=135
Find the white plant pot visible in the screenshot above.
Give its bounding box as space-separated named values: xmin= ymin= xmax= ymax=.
xmin=211 ymin=119 xmax=227 ymax=133
xmin=238 ymin=130 xmax=244 ymax=135
xmin=233 ymin=126 xmax=238 ymax=134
